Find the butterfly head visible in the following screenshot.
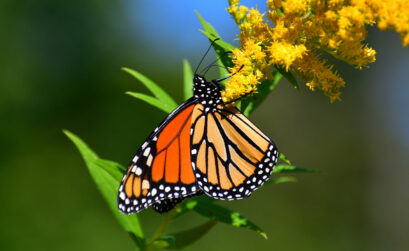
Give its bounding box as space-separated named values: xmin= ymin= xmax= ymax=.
xmin=193 ymin=74 xmax=222 ymax=108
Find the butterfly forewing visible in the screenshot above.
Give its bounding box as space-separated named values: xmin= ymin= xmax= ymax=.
xmin=190 ymin=105 xmax=278 ymax=200
xmin=118 ymin=99 xmax=200 ymax=214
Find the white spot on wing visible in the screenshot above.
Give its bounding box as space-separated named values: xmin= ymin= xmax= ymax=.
xmin=142 ymin=180 xmax=150 ymax=189
xmin=119 ymin=192 xmax=125 ymax=200
xmin=143 ymin=147 xmax=150 ymax=157
xmin=135 ymin=168 xmax=142 ymax=176
xmin=147 ymin=154 xmax=153 ymax=166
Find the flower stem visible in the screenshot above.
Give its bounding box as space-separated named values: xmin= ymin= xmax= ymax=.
xmin=146 ymin=209 xmax=177 ymax=251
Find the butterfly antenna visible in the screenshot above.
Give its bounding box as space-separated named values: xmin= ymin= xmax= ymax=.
xmin=200 ymin=50 xmax=233 ymax=76
xmin=194 ymin=38 xmax=220 ymax=75
xmin=202 ymin=64 xmax=229 ymax=76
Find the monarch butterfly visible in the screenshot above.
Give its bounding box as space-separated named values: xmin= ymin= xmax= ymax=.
xmin=117 ymin=48 xmax=278 ymax=215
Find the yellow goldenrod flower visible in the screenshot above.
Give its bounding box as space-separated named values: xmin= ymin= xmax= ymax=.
xmin=268 ymin=42 xmax=307 ymax=71
xmin=224 ymin=0 xmax=409 ymax=103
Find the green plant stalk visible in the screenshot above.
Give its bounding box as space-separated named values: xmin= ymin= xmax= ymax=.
xmin=146 ymin=209 xmax=178 ymax=251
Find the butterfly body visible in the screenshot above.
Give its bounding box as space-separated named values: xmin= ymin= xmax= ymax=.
xmin=118 ymin=74 xmax=278 ymax=214
xmin=193 ymin=75 xmax=222 ymax=108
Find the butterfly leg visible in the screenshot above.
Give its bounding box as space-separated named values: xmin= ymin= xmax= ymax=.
xmin=213 ymin=65 xmax=245 ymax=84
xmin=212 ymin=65 xmax=245 ymax=91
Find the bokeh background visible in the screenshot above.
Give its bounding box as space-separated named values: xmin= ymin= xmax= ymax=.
xmin=1 ymin=0 xmax=408 ymax=250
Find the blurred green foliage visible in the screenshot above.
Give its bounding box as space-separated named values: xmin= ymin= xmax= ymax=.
xmin=1 ymin=1 xmax=408 ymax=251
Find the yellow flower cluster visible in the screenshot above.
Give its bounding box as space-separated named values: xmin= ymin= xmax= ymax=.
xmin=224 ymin=0 xmax=409 ymax=103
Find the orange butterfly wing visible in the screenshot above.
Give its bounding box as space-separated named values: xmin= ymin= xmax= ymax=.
xmin=118 ymin=100 xmax=200 ymax=214
xmin=190 ymin=104 xmax=278 ymax=200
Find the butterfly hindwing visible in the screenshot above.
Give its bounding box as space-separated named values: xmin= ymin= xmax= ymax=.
xmin=190 ymin=104 xmax=278 ymax=200
xmin=118 ymin=99 xmax=200 ymax=214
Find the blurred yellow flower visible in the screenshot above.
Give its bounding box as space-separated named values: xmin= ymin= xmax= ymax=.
xmin=224 ymin=0 xmax=409 ymax=103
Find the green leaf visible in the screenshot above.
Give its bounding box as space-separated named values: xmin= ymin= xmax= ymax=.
xmin=273 ymin=164 xmax=321 ymax=173
xmin=63 ymin=130 xmax=145 ymax=247
xmin=173 ymin=200 xmax=198 ymax=219
xmin=241 ymin=69 xmax=283 ymax=116
xmin=195 ymin=11 xmax=235 ymax=78
xmin=183 ymin=59 xmax=193 ymax=100
xmin=278 ymin=152 xmax=291 ymax=165
xmin=178 ymin=198 xmax=267 ymax=239
xmin=94 ymin=158 xmax=126 ymax=180
xmin=172 ymin=196 xmax=215 ymax=220
xmin=125 ymin=92 xmax=176 ymax=114
xmin=276 ymin=67 xmax=301 ymax=93
xmin=122 ymin=67 xmax=178 ymax=108
xmin=264 ymin=176 xmax=297 ymax=185
xmin=154 ymin=221 xmax=217 ymax=249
